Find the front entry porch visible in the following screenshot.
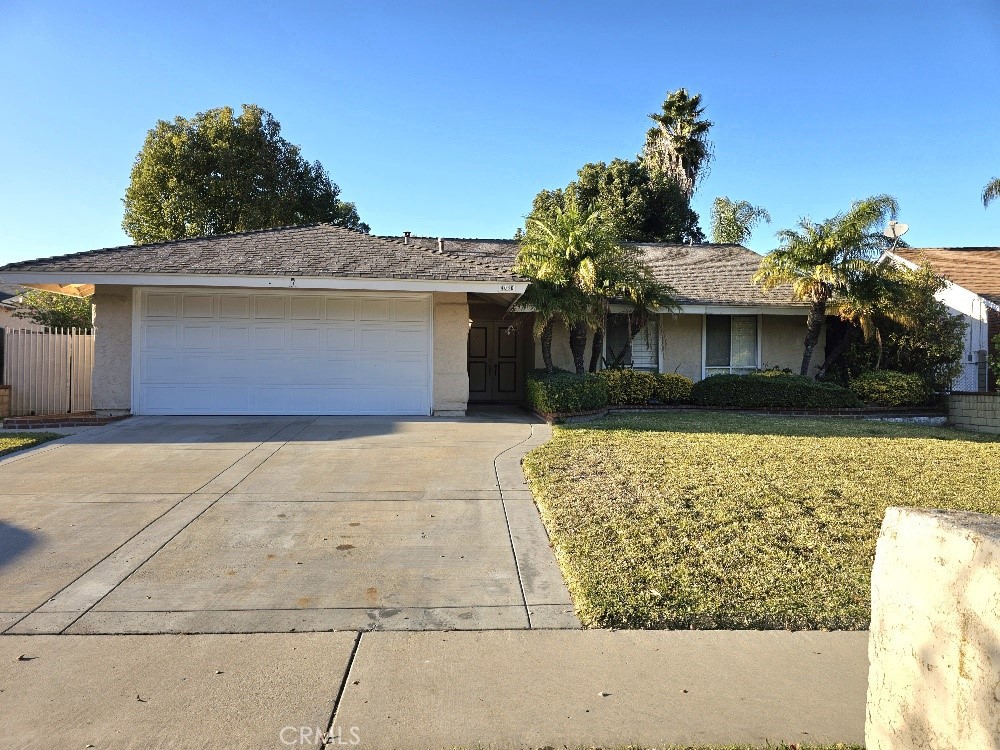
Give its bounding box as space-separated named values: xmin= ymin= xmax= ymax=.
xmin=467 ymin=296 xmax=533 ymax=404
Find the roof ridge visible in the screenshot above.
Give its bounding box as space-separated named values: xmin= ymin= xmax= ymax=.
xmin=1 ymin=221 xmax=352 ymax=269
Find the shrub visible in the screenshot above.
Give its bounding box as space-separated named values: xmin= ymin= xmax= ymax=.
xmin=596 ymin=368 xmax=658 ymax=405
xmin=849 ymin=370 xmax=931 ymax=407
xmin=690 ymin=372 xmax=861 ymax=409
xmin=653 ymin=373 xmax=693 ymax=404
xmin=525 ymin=369 xmax=609 ymax=413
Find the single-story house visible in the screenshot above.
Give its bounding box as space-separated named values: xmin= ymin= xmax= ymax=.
xmin=0 ymin=224 xmax=816 ymax=417
xmin=885 ymin=247 xmax=999 ymax=392
xmin=0 ymin=284 xmax=44 ymax=331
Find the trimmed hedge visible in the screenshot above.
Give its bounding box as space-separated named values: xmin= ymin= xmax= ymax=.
xmin=850 ymin=370 xmax=931 ymax=407
xmin=597 ymin=369 xmax=658 ymax=405
xmin=653 ymin=373 xmax=694 ymax=404
xmin=690 ymin=372 xmax=861 ymax=409
xmin=525 ymin=369 xmax=609 ymax=413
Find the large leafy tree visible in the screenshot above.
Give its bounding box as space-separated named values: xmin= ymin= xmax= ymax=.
xmin=516 ymin=200 xmax=675 ymax=374
xmin=643 ymin=88 xmax=713 ymax=199
xmin=13 ymin=290 xmax=92 ymax=330
xmin=827 ymin=266 xmax=966 ymax=392
xmin=983 ymin=177 xmax=1000 ymax=208
xmin=753 ymin=195 xmax=900 ymax=376
xmin=526 ymin=159 xmax=703 ymax=245
xmin=710 ymin=197 xmax=771 ymax=244
xmin=122 ymin=104 xmax=368 ymax=243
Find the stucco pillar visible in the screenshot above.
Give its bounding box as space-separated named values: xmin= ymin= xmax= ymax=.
xmin=432 ymin=292 xmax=469 ymax=416
xmin=91 ymin=285 xmax=133 ymax=416
xmin=866 ymin=507 xmax=1000 ymax=748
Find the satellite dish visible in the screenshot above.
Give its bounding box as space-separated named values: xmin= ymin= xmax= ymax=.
xmin=883 ymin=221 xmax=909 ymax=240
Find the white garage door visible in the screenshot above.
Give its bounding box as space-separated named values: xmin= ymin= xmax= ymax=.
xmin=136 ymin=289 xmax=432 ymax=415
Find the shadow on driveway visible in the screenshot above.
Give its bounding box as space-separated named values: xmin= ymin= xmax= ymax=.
xmin=0 ymin=522 xmax=38 ymax=571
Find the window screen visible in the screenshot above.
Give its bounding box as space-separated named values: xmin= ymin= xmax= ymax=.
xmin=705 ymin=315 xmax=732 ymax=367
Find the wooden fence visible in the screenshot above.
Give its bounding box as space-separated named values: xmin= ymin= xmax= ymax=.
xmin=1 ymin=328 xmax=95 ymax=416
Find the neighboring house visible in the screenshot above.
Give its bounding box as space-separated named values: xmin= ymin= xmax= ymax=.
xmin=0 ymin=224 xmax=814 ymax=417
xmin=0 ymin=284 xmax=45 ymax=331
xmin=886 ymin=247 xmax=1000 ymax=392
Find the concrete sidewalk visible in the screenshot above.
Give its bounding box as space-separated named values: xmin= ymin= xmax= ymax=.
xmin=0 ymin=629 xmax=868 ymax=749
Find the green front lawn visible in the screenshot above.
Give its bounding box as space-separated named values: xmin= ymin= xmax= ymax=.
xmin=523 ymin=412 xmax=1000 ymax=630
xmin=0 ymin=432 xmax=60 ymax=457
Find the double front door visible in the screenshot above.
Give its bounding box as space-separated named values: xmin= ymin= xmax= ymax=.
xmin=468 ymin=321 xmax=523 ymax=402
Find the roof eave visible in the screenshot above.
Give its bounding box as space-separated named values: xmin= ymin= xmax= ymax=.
xmin=0 ymin=271 xmax=528 ymax=295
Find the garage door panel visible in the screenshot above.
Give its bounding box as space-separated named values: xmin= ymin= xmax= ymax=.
xmin=181 ymin=325 xmax=215 ymax=349
xmin=360 ymin=299 xmax=390 ymax=321
xmin=290 ymin=296 xmax=322 ymax=320
xmin=218 ymin=326 xmax=250 ymax=349
xmin=254 ymin=296 xmax=286 ymax=319
xmin=289 ymin=328 xmax=323 ymax=350
xmin=392 ymin=328 xmax=428 ymax=352
xmin=143 ymin=323 xmax=178 ymax=349
xmin=326 ymin=327 xmax=356 ymax=350
xmin=145 ymin=293 xmax=178 ymax=317
xmin=253 ymin=326 xmax=286 ymax=350
xmin=182 ymin=294 xmax=215 ymax=318
xmin=138 ymin=291 xmax=431 ymax=415
xmin=326 ymin=298 xmax=356 ymax=320
xmin=219 ymin=296 xmax=250 ymax=318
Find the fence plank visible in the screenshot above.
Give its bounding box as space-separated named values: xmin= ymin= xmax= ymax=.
xmin=1 ymin=328 xmax=95 ymax=416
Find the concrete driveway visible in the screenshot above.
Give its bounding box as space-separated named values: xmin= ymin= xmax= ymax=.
xmin=0 ymin=411 xmax=577 ymax=635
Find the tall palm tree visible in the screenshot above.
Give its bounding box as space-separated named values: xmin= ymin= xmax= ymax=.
xmin=753 ymin=195 xmax=899 ymax=376
xmin=983 ymin=177 xmax=1000 ymax=207
xmin=711 ymin=197 xmax=771 ymax=245
xmin=643 ymin=89 xmax=713 ymax=199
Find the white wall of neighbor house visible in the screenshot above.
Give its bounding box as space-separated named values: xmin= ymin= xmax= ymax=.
xmin=432 ymin=291 xmax=470 ymax=415
xmin=92 ymin=284 xmax=134 ymax=416
xmin=937 ymin=281 xmax=992 ymax=391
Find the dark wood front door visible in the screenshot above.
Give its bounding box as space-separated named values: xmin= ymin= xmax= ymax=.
xmin=468 ymin=321 xmax=523 ymax=402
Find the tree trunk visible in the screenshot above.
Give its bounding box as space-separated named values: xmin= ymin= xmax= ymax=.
xmin=816 ymin=325 xmax=857 ymax=381
xmin=540 ymin=319 xmax=555 ymax=374
xmin=589 ymin=327 xmax=604 ymax=373
xmin=569 ymin=321 xmax=588 ymax=375
xmin=800 ymin=298 xmax=828 ymax=376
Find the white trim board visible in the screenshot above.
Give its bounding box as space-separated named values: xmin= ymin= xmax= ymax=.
xmin=1 ymin=271 xmax=528 ymax=296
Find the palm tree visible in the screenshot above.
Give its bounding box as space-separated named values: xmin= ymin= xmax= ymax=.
xmin=643 ymin=89 xmax=713 ymax=199
xmin=710 ymin=197 xmax=771 ymax=244
xmin=516 ymin=199 xmax=674 ymax=374
xmin=983 ymin=177 xmax=1000 ymax=207
xmin=816 ymin=265 xmax=918 ymax=378
xmin=516 ymin=281 xmax=586 ymax=373
xmin=753 ymin=195 xmax=899 ymax=376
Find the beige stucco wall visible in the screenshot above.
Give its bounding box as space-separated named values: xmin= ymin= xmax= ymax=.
xmin=432 ymin=292 xmax=470 ymax=415
xmin=867 ymin=507 xmax=1000 ymax=749
xmin=92 ymin=285 xmax=133 ymax=416
xmin=532 ymin=319 xmax=596 ymax=372
xmin=761 ymin=314 xmax=825 ymax=377
xmin=660 ymin=314 xmax=702 ymax=380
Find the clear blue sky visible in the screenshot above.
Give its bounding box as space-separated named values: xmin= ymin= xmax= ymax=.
xmin=1 ymin=0 xmax=998 ymax=265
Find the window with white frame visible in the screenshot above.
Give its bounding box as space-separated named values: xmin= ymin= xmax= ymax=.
xmin=704 ymin=315 xmax=759 ymax=376
xmin=605 ymin=314 xmax=659 ymax=371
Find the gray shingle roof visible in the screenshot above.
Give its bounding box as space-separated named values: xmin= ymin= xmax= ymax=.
xmin=0 ymin=224 xmax=523 ymax=283
xmin=389 ymin=236 xmax=801 ymax=307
